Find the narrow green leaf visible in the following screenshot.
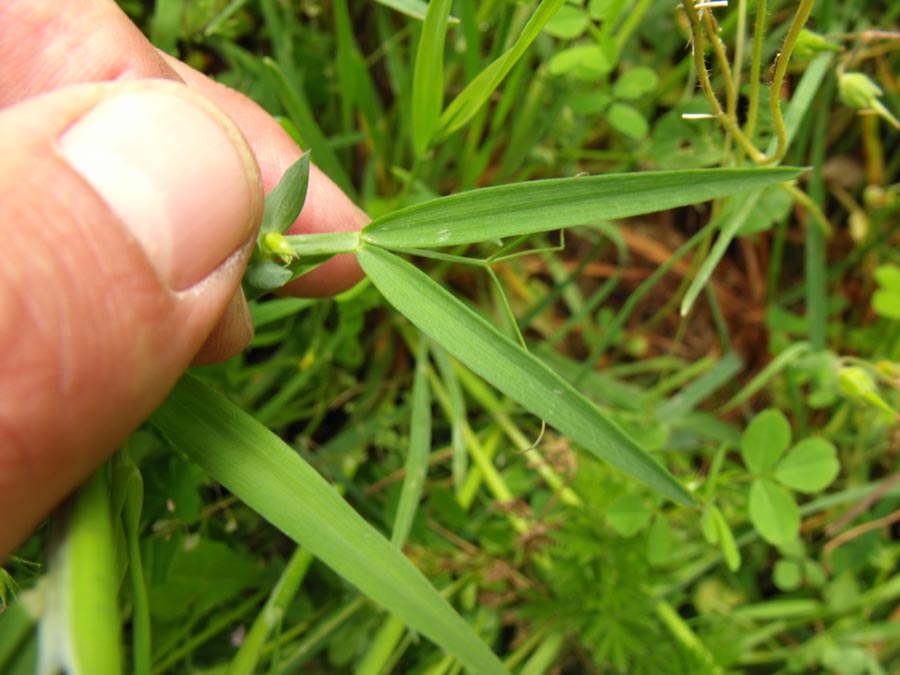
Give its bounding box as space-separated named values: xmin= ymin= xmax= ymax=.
xmin=362 ymin=168 xmax=802 ymax=250
xmin=741 ymin=409 xmax=792 ymax=474
xmin=775 ymin=438 xmax=840 ymax=493
xmin=749 ymin=478 xmax=800 ymax=546
xmin=392 ymin=337 xmax=433 ymax=547
xmin=260 ymin=153 xmax=310 ymax=235
xmin=709 ymin=505 xmax=741 ymax=571
xmin=438 ymin=0 xmax=567 ymax=138
xmin=111 ymin=453 xmax=150 ymax=675
xmin=150 ymin=376 xmax=508 ymax=675
xmin=680 ymin=189 xmax=761 ymax=316
xmin=263 ymin=57 xmax=355 ymax=197
xmin=432 ymin=345 xmax=469 ymax=491
xmin=412 ymin=0 xmax=453 ymax=156
xmin=374 ymin=0 xmax=459 ymax=24
xmin=227 ymin=546 xmax=313 ymax=675
xmin=43 ymin=467 xmax=122 ymax=675
xmin=357 ymin=245 xmax=694 ymax=506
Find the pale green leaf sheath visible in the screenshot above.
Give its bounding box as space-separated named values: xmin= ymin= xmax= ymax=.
xmin=356 ymin=245 xmax=694 ymax=506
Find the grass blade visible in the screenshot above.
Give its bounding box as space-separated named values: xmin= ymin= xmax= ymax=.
xmin=392 ymin=336 xmax=433 ymax=547
xmin=438 ymin=0 xmax=567 ymax=138
xmin=262 ymin=57 xmax=355 ymax=198
xmin=412 ymin=0 xmax=453 ymax=156
xmin=374 ymin=0 xmax=459 ymax=24
xmin=41 ymin=467 xmax=122 ymax=675
xmin=150 ymin=375 xmax=508 ymax=675
xmin=357 ymin=245 xmax=694 ymax=506
xmin=362 ymin=168 xmax=802 ymax=250
xmin=680 ymin=190 xmax=759 ymax=316
xmin=432 ymin=345 xmax=468 ymax=491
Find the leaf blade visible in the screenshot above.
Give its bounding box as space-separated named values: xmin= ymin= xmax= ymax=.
xmin=412 ymin=0 xmax=453 ymax=156
xmin=357 ymin=245 xmax=694 ymax=506
xmin=775 ymin=438 xmax=840 ymax=493
xmin=749 ymin=478 xmax=800 ymax=546
xmin=438 ymin=0 xmax=567 ymax=137
xmin=362 ymin=168 xmax=802 ymax=250
xmin=150 ymin=376 xmax=508 ymax=675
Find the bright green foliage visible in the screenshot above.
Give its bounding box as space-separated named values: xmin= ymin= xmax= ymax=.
xmin=608 ymin=101 xmax=649 ymax=140
xmin=873 ymin=264 xmax=900 ymax=319
xmin=543 ymin=5 xmax=589 ymax=39
xmin=362 ymin=168 xmax=800 ymax=249
xmin=702 ymin=505 xmax=741 ymax=572
xmin=741 ymin=410 xmax=840 ymax=546
xmin=391 ymin=337 xmax=432 ymax=547
xmin=259 ymin=152 xmax=310 ymax=235
xmin=151 ymin=375 xmax=509 ymax=675
xmin=774 ymin=438 xmax=840 ymax=493
xmin=548 ymin=44 xmax=613 ymax=80
xmin=437 ymin=0 xmax=567 ymax=137
xmin=42 ymin=468 xmax=122 ymax=675
xmin=741 ymin=409 xmax=792 ymax=474
xmin=10 ymin=1 xmax=900 ymax=673
xmin=613 ymin=67 xmax=659 ymax=100
xmin=411 ymin=0 xmax=452 ymax=155
xmin=749 ymin=478 xmax=801 ymax=546
xmin=357 ymin=244 xmax=694 ymax=505
xmin=606 ymin=494 xmax=652 ymax=537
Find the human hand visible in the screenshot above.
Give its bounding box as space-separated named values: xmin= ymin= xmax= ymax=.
xmin=0 ymin=0 xmax=368 ymax=558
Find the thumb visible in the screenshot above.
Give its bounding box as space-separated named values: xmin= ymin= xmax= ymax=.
xmin=0 ymin=80 xmax=263 ymax=557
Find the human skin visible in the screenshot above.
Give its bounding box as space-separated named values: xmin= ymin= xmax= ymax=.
xmin=0 ymin=0 xmax=368 ymax=558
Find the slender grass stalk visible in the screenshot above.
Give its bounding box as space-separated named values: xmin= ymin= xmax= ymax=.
xmin=226 ymin=547 xmax=314 ymax=675
xmin=391 ymin=336 xmax=433 ymax=547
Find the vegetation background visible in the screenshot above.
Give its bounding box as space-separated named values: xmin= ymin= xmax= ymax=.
xmin=3 ymin=0 xmax=900 ymax=673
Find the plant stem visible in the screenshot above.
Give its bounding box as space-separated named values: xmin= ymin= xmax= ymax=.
xmin=762 ymin=0 xmax=817 ymax=165
xmin=681 ymin=0 xmax=766 ymax=163
xmin=284 ymin=231 xmax=360 ymax=256
xmin=744 ymin=0 xmax=767 ymax=140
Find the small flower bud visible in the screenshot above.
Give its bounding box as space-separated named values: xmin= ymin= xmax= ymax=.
xmin=839 ymin=72 xmax=900 ymax=129
xmin=261 ymin=231 xmax=297 ymax=264
xmin=838 ymin=366 xmax=876 ymax=399
xmin=793 ymin=29 xmax=841 ymax=59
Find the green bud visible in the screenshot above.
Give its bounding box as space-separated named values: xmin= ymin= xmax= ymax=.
xmin=793 ymin=29 xmax=841 ymax=60
xmin=839 ymin=72 xmax=900 ymax=129
xmin=837 ymin=366 xmax=876 ymax=399
xmin=261 ymin=231 xmax=297 ymax=264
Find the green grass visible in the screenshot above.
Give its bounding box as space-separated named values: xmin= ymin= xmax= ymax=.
xmin=4 ymin=1 xmax=900 ymax=673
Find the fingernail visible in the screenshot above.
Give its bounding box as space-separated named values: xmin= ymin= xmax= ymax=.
xmin=59 ymin=83 xmax=262 ymax=290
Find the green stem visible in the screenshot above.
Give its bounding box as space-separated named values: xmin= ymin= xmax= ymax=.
xmin=743 ymin=0 xmax=767 ymax=139
xmin=762 ymin=0 xmax=817 ymax=165
xmin=284 ymin=231 xmax=360 ymax=256
xmin=227 ymin=547 xmax=314 ymax=675
xmin=681 ymin=0 xmax=766 ymax=163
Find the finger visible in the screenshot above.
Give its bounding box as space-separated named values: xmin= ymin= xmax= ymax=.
xmin=0 ymin=80 xmax=263 ymax=558
xmin=2 ymin=0 xmax=367 ymax=299
xmin=163 ymin=56 xmax=368 ymax=297
xmin=0 ymin=0 xmax=179 ymax=105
